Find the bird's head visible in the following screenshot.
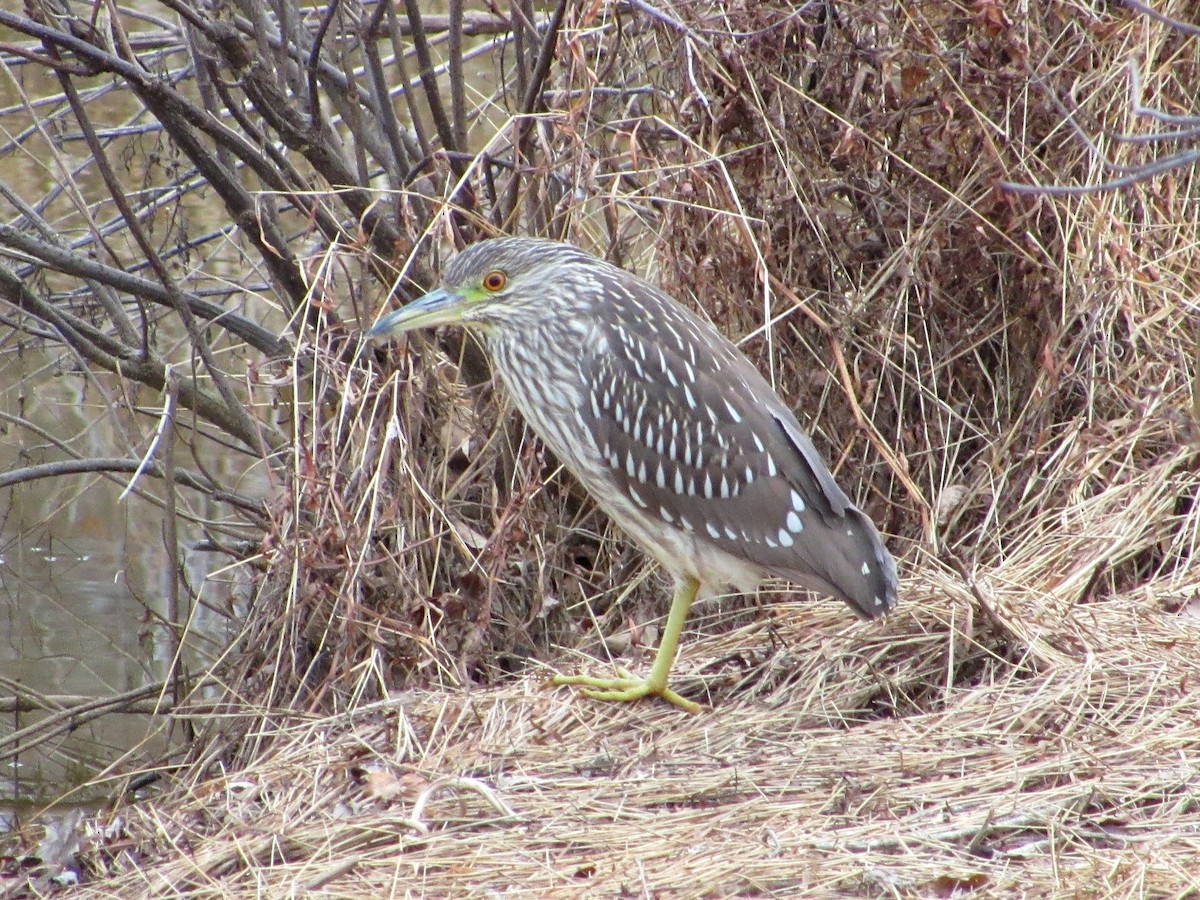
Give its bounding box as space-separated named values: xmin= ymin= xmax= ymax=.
xmin=367 ymin=237 xmax=595 ymax=339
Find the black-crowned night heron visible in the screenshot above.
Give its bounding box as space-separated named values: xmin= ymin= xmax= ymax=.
xmin=369 ymin=237 xmax=898 ymax=712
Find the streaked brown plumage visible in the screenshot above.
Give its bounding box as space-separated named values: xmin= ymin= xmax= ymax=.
xmin=369 ymin=237 xmax=898 ymax=711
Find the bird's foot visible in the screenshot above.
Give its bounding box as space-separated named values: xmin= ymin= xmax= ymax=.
xmin=551 ymin=666 xmax=701 ymax=714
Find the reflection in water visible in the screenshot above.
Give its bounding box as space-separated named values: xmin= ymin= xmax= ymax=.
xmin=0 ymin=351 xmax=264 ymax=811
xmin=0 ymin=531 xmax=169 ymax=809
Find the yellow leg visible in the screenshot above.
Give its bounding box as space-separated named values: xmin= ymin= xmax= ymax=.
xmin=552 ymin=576 xmax=702 ymax=713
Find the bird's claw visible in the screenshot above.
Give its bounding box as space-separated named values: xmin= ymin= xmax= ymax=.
xmin=551 ymin=668 xmax=701 ymax=713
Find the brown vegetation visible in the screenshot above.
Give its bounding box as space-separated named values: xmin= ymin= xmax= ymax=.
xmin=0 ymin=0 xmax=1198 ymax=895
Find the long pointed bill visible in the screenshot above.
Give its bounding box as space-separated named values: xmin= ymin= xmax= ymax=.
xmin=366 ymin=287 xmax=465 ymax=338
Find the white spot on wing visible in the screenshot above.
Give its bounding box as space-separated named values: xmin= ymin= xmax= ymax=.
xmin=787 ymin=511 xmax=803 ymax=533
xmin=706 ymin=522 xmax=721 ymax=540
xmin=861 ymin=562 xmax=871 ymax=576
xmin=791 ymin=490 xmax=805 ymax=513
xmin=777 ymin=528 xmax=794 ymax=548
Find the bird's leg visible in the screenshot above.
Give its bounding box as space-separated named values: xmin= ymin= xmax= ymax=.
xmin=552 ymin=576 xmax=702 ymax=713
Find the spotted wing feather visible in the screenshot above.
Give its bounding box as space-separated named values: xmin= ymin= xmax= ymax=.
xmin=581 ymin=270 xmax=898 ymax=619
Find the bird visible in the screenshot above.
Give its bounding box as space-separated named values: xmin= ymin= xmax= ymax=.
xmin=368 ymin=237 xmax=898 ymax=713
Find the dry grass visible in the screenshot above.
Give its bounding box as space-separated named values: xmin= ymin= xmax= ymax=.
xmin=67 ymin=579 xmax=1200 ymax=896
xmin=21 ymin=0 xmax=1200 ymax=895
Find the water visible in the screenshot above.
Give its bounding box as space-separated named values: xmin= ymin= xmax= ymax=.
xmin=0 ymin=18 xmax=282 ymax=813
xmin=0 ymin=531 xmax=167 ymax=808
xmin=0 ymin=357 xmax=261 ymax=813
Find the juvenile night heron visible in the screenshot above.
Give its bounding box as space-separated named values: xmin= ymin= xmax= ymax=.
xmin=369 ymin=237 xmax=898 ymax=712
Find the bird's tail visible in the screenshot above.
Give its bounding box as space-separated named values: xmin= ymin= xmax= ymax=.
xmin=777 ymin=506 xmax=898 ymax=620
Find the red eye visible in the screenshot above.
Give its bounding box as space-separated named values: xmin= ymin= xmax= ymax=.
xmin=483 ymin=270 xmax=507 ymax=292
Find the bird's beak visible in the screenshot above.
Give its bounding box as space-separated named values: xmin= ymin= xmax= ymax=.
xmin=366 ymin=287 xmax=464 ymax=338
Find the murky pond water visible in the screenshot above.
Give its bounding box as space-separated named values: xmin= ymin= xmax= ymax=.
xmin=0 ymin=14 xmax=284 ymax=816
xmin=0 ymin=358 xmax=263 ymax=814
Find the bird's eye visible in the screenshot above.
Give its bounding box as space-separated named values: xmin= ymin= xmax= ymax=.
xmin=483 ymin=270 xmax=507 ymax=292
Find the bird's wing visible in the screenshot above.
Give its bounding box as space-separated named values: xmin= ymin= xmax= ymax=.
xmin=579 ymin=290 xmax=897 ymax=617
